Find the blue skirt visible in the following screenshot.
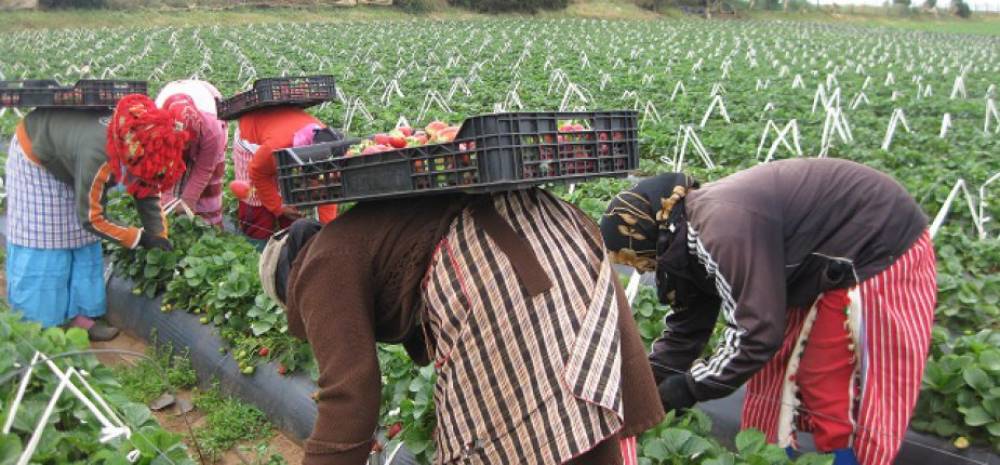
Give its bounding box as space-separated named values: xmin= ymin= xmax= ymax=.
xmin=6 ymin=242 xmax=107 ymax=327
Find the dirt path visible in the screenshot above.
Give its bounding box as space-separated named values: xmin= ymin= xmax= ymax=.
xmin=93 ymin=333 xmax=305 ymax=465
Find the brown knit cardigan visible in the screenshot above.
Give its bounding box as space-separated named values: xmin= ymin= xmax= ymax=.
xmin=285 ymin=193 xmax=664 ymax=465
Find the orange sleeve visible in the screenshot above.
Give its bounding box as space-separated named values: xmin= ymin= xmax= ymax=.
xmin=15 ymin=122 xmax=42 ymax=166
xmin=85 ymin=164 xmax=141 ymax=248
xmin=248 ymin=143 xmax=284 ymax=215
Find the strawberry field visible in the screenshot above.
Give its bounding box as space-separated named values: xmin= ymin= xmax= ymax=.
xmin=2 ymin=16 xmax=999 ymax=464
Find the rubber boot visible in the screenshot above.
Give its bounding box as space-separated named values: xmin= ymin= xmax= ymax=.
xmin=832 ymin=448 xmax=861 ymax=465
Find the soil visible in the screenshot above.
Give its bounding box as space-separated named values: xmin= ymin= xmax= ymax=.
xmin=92 ymin=332 xmax=305 ymax=465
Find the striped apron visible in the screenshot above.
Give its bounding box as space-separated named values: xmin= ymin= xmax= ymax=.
xmin=232 ymin=126 xmax=263 ymax=207
xmin=5 ymin=134 xmax=99 ymax=249
xmin=742 ymin=232 xmax=937 ymax=465
xmin=422 ymin=191 xmax=624 ymax=465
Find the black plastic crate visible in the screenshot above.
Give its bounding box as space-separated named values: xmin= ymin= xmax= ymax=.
xmin=0 ymin=79 xmax=146 ymax=108
xmin=276 ymin=111 xmax=639 ymax=207
xmin=217 ymin=76 xmax=335 ymax=121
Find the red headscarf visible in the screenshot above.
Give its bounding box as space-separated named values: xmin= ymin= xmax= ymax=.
xmin=162 ymin=93 xmax=203 ymax=143
xmin=106 ymin=94 xmax=191 ymax=198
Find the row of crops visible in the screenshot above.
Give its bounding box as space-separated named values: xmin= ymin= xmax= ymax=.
xmin=1 ymin=16 xmax=998 ymax=464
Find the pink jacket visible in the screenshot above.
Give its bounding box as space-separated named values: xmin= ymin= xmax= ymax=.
xmin=162 ymin=110 xmax=228 ymax=225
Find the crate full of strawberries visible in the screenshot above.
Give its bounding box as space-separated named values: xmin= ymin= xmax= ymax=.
xmin=275 ymin=111 xmax=638 ymax=207
xmin=216 ymin=75 xmax=335 ymax=121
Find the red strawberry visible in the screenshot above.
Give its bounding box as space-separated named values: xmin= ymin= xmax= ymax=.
xmin=362 ymin=145 xmax=392 ymax=156
xmin=398 ymin=126 xmax=414 ymax=137
xmin=373 ymin=133 xmax=392 ymax=146
xmin=258 ymin=347 xmax=270 ymax=357
xmin=277 ymin=364 xmax=287 ymax=375
xmin=387 ymin=422 xmax=403 ymax=439
xmin=388 ymin=135 xmax=407 ymax=149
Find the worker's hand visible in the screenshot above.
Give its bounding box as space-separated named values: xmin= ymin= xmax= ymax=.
xmin=171 ymin=199 xmax=197 ymax=218
xmin=138 ymin=232 xmax=174 ymax=251
xmin=658 ymin=374 xmax=697 ymax=413
xmin=280 ymin=206 xmax=303 ymax=220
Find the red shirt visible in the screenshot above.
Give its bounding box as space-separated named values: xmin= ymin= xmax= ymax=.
xmin=240 ymin=107 xmax=322 ymax=215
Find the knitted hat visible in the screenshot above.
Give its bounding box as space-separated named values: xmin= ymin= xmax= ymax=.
xmin=106 ymin=94 xmax=191 ymax=198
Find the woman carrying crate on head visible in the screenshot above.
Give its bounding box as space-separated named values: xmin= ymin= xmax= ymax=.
xmin=599 ymin=158 xmax=936 ymax=465
xmin=231 ymin=106 xmax=340 ymax=247
xmin=5 ymin=95 xmax=190 ymax=341
xmin=154 ymin=79 xmax=228 ymax=226
xmin=258 ymin=187 xmax=665 ymax=465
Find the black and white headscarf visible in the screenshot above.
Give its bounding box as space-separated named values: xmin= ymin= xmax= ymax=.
xmin=600 ymin=173 xmax=714 ymax=306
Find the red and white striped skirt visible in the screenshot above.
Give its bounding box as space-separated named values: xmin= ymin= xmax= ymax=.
xmin=742 ymin=232 xmax=937 ymax=465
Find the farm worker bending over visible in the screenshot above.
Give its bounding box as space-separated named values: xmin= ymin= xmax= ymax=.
xmin=155 ymin=80 xmax=228 ymax=226
xmin=5 ymin=95 xmax=190 ymax=340
xmin=600 ymin=158 xmax=936 ymax=465
xmin=232 ymin=106 xmax=339 ymax=246
xmin=259 ymin=190 xmax=666 ymax=465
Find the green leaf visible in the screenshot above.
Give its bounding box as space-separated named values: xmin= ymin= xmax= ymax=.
xmin=65 ymin=327 xmax=90 ymax=350
xmin=963 ymin=366 xmax=993 ymax=392
xmin=962 ymin=406 xmax=994 ymax=427
xmin=250 ymin=321 xmax=273 ymax=336
xmin=0 ymin=434 xmax=23 ymax=465
xmin=120 ymin=403 xmax=154 ymax=429
xmin=980 ymin=351 xmax=1000 ymax=372
xmin=735 ymin=429 xmax=766 ymax=455
xmin=642 ymin=438 xmax=669 ymax=461
xmin=661 ymin=427 xmax=693 ymax=454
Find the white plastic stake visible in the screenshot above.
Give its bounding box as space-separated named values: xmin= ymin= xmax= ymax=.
xmin=986 ymin=98 xmax=1000 ymax=134
xmin=951 ymin=75 xmax=967 ymax=99
xmin=791 ymin=74 xmax=805 ymax=89
xmin=670 ymin=81 xmax=686 ymax=101
xmin=940 ymin=113 xmax=952 ymax=138
xmin=699 ymin=94 xmax=731 ymax=128
xmin=672 ymin=125 xmax=715 ymax=171
xmin=881 ymin=108 xmax=911 ymax=151
xmin=811 ymin=84 xmax=828 ymax=114
xmin=758 ymin=120 xmax=803 ymax=163
xmin=2 ymin=352 xmax=40 ymax=434
xmin=850 ymin=92 xmax=869 ymax=110
xmin=979 ymin=172 xmax=1000 ymax=239
xmin=641 ymin=100 xmax=662 ymax=128
xmin=930 ymin=179 xmax=983 ymax=239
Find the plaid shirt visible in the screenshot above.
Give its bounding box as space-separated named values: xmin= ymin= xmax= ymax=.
xmin=5 ymin=135 xmax=99 ymax=249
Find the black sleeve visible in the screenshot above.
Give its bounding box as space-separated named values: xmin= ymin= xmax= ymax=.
xmin=649 ymin=290 xmax=721 ymax=385
xmin=683 ymin=204 xmax=787 ymax=401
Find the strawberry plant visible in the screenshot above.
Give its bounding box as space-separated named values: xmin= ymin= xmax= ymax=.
xmin=913 ymin=329 xmax=1000 ymax=451
xmin=0 ymin=311 xmax=195 ymax=464
xmin=639 ymin=410 xmax=832 ymax=465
